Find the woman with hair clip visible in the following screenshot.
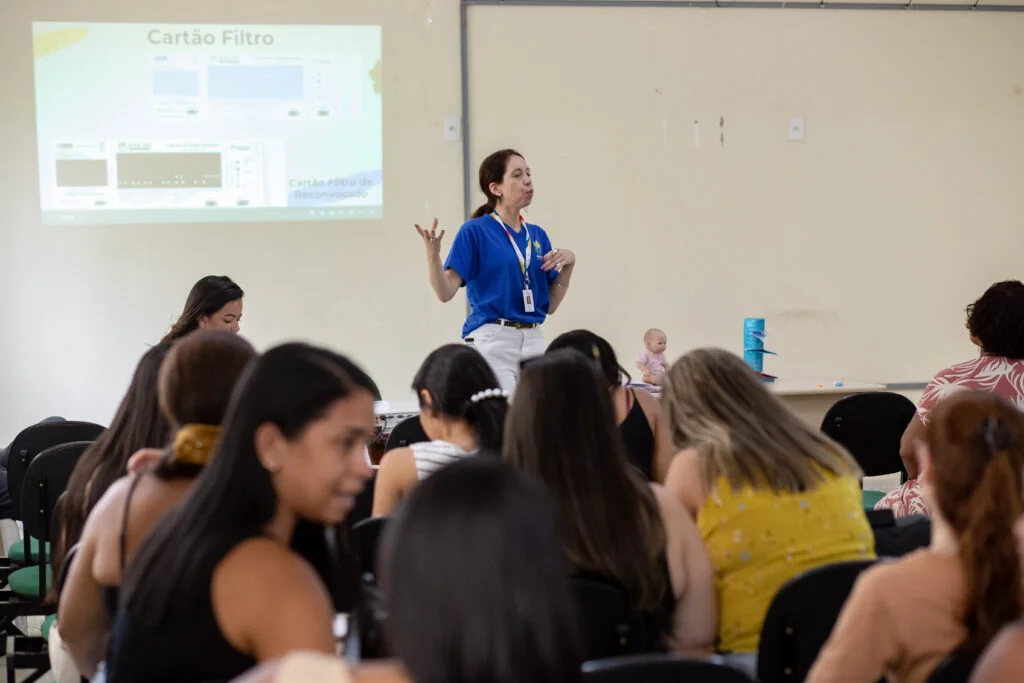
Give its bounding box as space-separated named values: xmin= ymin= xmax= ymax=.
xmin=415 ymin=149 xmax=576 ymax=394
xmin=504 ymin=350 xmax=716 ymax=657
xmin=162 ymin=274 xmax=244 ymax=343
xmin=105 ymin=342 xmax=377 ymax=683
xmin=231 ymin=458 xmax=583 ymax=683
xmin=663 ymin=348 xmax=872 ymax=674
xmin=546 ymin=329 xmax=674 ymax=482
xmin=372 ymin=344 xmax=507 ymax=516
xmin=808 ymin=391 xmax=1024 ymax=683
xmin=59 ymin=331 xmax=256 ymax=679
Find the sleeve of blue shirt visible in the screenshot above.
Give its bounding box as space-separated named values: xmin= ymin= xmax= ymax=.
xmin=539 ymin=229 xmax=559 ymax=284
xmin=444 ymin=222 xmax=479 ymax=286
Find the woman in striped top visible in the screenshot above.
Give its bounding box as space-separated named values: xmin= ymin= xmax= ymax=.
xmin=372 ymin=344 xmax=508 ymax=516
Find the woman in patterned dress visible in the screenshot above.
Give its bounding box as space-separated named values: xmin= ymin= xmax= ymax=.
xmin=877 ymin=281 xmax=1024 ymax=518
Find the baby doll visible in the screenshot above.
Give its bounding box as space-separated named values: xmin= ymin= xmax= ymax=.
xmin=636 ymin=328 xmax=668 ymax=385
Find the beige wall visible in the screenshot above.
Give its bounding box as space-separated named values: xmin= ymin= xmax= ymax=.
xmin=468 ymin=4 xmax=1024 ymax=386
xmin=1 ymin=1 xmax=1018 ymax=439
xmin=0 ymin=0 xmax=468 ymax=438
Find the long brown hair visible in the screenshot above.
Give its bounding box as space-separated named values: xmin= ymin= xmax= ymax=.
xmin=662 ymin=348 xmax=860 ymax=493
xmin=470 ymin=149 xmax=523 ymax=219
xmin=926 ymin=391 xmax=1024 ymax=653
xmin=54 ymin=343 xmax=173 ymax=594
xmin=503 ymin=350 xmax=668 ymax=610
xmin=162 ymin=275 xmax=243 ymax=343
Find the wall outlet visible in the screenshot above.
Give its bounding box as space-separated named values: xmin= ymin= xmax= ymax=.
xmin=789 ymin=117 xmax=806 ymax=142
xmin=444 ymin=116 xmax=461 ymax=141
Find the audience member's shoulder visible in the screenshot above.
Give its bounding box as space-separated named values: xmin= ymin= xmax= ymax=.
xmin=84 ymin=473 xmax=136 ymax=526
xmin=970 ymin=621 xmax=1024 ymax=683
xmin=233 ymin=653 xmax=409 ymax=683
xmin=859 ymin=549 xmax=957 ymax=589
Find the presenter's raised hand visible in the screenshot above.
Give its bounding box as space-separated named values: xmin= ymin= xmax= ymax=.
xmin=415 ymin=218 xmax=446 ymax=260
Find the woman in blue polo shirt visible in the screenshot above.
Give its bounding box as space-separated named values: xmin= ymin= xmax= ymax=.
xmin=416 ymin=149 xmax=576 ymax=393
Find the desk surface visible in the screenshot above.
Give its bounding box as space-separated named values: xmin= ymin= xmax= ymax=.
xmin=769 ymin=381 xmax=888 ymax=397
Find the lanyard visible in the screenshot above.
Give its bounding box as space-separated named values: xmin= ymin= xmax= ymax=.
xmin=491 ymin=211 xmax=532 ymax=286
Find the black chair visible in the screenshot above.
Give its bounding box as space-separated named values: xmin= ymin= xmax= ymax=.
xmin=873 ymin=514 xmax=931 ymax=558
xmin=571 ymin=576 xmax=649 ymax=661
xmin=383 ymin=416 xmax=428 ymax=453
xmin=352 ymin=516 xmax=389 ymax=582
xmin=345 ymin=469 xmax=377 ymax=531
xmin=583 ymin=653 xmax=753 ymax=683
xmin=820 ymin=392 xmax=915 ymax=480
xmin=928 ymin=645 xmax=978 ymax=683
xmin=2 ymin=441 xmax=91 ymax=683
xmin=758 ymin=559 xmax=878 ymax=683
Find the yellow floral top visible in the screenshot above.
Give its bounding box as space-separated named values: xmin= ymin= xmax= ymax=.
xmin=697 ymin=473 xmax=874 ymax=653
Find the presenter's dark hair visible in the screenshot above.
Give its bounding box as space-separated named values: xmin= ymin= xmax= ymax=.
xmin=547 ymin=329 xmax=631 ymax=389
xmin=471 ymin=149 xmax=524 ymax=218
xmin=162 ymin=275 xmax=244 ymax=343
xmin=412 ymin=344 xmax=507 ymax=453
xmin=381 ymin=457 xmax=584 ymax=683
xmin=121 ymin=343 xmax=377 ymax=624
xmin=966 ymin=280 xmax=1024 ymax=359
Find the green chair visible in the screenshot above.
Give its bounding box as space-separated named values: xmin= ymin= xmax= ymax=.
xmin=1 ymin=441 xmax=89 ymax=683
xmin=862 ymin=490 xmax=886 ymax=510
xmin=5 ymin=539 xmax=50 ymax=565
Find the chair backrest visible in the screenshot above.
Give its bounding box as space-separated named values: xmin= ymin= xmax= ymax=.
xmin=820 ymin=392 xmax=915 ymax=479
xmin=50 ymin=490 xmax=67 ymax=554
xmin=6 ymin=420 xmax=104 ymax=521
xmin=583 ymin=653 xmax=753 ymax=683
xmin=383 ymin=416 xmax=429 ymax=453
xmin=758 ymin=559 xmax=878 ymax=683
xmin=927 ymin=645 xmax=978 ymax=683
xmin=874 ymin=514 xmax=932 ymax=558
xmin=21 ymin=440 xmax=92 ymax=598
xmin=352 ymin=516 xmax=389 ymax=582
xmin=22 ymin=441 xmax=92 ymax=542
xmin=345 ymin=469 xmax=377 ymax=532
xmin=571 ymin=576 xmax=649 ymax=661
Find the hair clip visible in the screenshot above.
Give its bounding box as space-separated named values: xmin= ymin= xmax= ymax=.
xmin=470 ymin=388 xmax=509 ymax=404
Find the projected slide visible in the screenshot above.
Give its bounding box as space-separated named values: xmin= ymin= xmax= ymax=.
xmin=32 ymin=22 xmax=382 ymax=225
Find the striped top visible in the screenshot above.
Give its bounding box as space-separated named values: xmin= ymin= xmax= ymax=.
xmin=412 ymin=440 xmax=472 ymax=480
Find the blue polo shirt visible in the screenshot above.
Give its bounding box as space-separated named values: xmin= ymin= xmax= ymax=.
xmin=444 ymin=214 xmax=559 ymax=338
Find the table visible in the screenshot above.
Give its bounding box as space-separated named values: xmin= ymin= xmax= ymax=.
xmin=769 ymin=382 xmax=888 ymax=427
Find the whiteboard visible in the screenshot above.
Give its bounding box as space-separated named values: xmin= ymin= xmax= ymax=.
xmin=466 ymin=5 xmax=1024 ymax=383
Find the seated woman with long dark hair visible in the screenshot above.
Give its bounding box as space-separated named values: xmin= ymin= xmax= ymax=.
xmin=546 ymin=329 xmax=674 ymax=482
xmin=230 ymin=458 xmax=583 ymax=683
xmin=808 ymin=391 xmax=1024 ymax=683
xmin=106 ymin=343 xmax=378 ymax=683
xmin=373 ymin=344 xmax=507 ymax=516
xmin=162 ymin=274 xmax=244 ymax=342
xmin=49 ymin=342 xmax=172 ymax=681
xmin=59 ymin=331 xmax=256 ymax=678
xmin=504 ymin=350 xmax=716 ymax=655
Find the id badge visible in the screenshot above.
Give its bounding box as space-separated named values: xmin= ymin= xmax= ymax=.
xmin=523 ymin=288 xmax=535 ymax=313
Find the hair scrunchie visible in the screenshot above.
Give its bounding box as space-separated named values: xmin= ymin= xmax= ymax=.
xmin=173 ymin=424 xmax=221 ymax=465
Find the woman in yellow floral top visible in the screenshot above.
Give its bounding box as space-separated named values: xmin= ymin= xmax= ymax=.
xmin=663 ymin=348 xmax=874 ymax=677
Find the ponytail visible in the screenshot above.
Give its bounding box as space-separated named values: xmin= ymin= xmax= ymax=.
xmin=956 ymin=450 xmax=1024 ymax=652
xmin=929 ymin=397 xmax=1024 ymax=655
xmin=471 ymin=202 xmax=495 ymax=219
xmin=465 ymin=394 xmax=508 ymax=453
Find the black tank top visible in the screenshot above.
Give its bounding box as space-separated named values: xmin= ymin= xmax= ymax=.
xmin=619 ymin=390 xmax=656 ymax=480
xmin=104 ymin=536 xmax=257 ymax=683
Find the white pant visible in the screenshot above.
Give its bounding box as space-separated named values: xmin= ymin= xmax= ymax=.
xmin=465 ymin=323 xmax=545 ymax=395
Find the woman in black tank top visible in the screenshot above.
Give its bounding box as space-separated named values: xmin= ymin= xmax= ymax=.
xmin=546 ymin=330 xmax=674 ymax=481
xmin=108 ymin=344 xmax=378 ymax=683
xmin=59 ymin=332 xmax=255 ymax=680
